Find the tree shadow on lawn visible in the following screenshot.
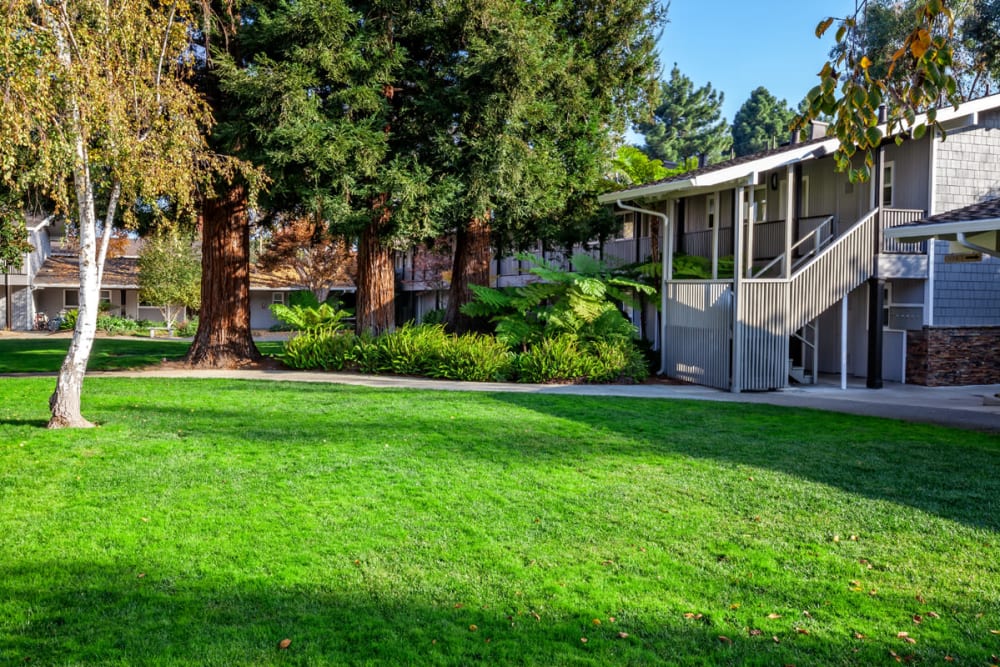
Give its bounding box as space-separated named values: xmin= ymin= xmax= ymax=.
xmin=0 ymin=559 xmax=989 ymax=666
xmin=488 ymin=393 xmax=1000 ymax=533
xmin=77 ymin=379 xmax=1000 ymax=534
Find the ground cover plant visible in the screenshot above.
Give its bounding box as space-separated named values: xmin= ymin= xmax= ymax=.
xmin=1 ymin=377 xmax=998 ymax=665
xmin=0 ymin=338 xmax=284 ymax=373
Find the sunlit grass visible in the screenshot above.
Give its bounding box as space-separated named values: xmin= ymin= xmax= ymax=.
xmin=1 ymin=377 xmax=998 ymax=665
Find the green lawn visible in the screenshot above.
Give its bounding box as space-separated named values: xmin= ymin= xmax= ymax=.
xmin=1 ymin=378 xmax=998 ymax=665
xmin=0 ymin=337 xmax=285 ymax=373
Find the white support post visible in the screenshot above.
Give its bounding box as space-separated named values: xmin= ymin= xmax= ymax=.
xmin=731 ymin=185 xmax=745 ymax=393
xmin=812 ymin=320 xmax=819 ymax=385
xmin=746 ymin=201 xmax=756 ymax=278
xmin=784 ymin=165 xmax=795 ymax=279
xmin=711 ymin=190 xmax=720 ymax=280
xmin=840 ymin=295 xmax=848 ymax=390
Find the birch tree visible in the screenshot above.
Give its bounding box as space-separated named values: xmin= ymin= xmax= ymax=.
xmin=0 ymin=0 xmax=214 ymax=427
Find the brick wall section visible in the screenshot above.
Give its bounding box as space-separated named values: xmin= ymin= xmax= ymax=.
xmin=934 ymin=110 xmax=1000 ymax=214
xmin=907 ymin=326 xmax=1000 ymax=386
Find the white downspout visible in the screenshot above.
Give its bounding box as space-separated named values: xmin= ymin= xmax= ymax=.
xmin=615 ymin=200 xmax=669 ymax=374
xmin=955 ymin=232 xmax=999 ymax=258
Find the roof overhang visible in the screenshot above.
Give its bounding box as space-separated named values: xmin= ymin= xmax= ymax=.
xmin=600 ymin=93 xmax=1000 ymax=206
xmin=886 ymin=218 xmax=1000 ymax=256
xmin=598 ymin=140 xmax=838 ymax=204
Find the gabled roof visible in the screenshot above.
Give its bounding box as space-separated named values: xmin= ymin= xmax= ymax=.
xmin=600 ymin=92 xmax=1000 ymax=205
xmin=32 ymin=254 xmax=355 ymax=291
xmin=884 ymin=198 xmax=1000 ymax=255
xmin=34 ymin=256 xmax=140 ymax=289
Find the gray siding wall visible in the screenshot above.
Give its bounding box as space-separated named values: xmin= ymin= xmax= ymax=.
xmin=932 ymin=240 xmax=1000 ymax=325
xmin=882 ymin=136 xmax=930 ymax=211
xmin=934 ymin=110 xmax=1000 ymax=214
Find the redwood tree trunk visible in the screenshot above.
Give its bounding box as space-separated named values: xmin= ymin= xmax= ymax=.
xmin=185 ymin=185 xmax=261 ymax=367
xmin=445 ymin=216 xmax=491 ymax=334
xmin=355 ymin=218 xmax=395 ymax=336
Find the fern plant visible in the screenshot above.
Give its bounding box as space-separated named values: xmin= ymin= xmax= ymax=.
xmin=270 ymin=303 xmax=352 ymax=334
xmin=461 ymin=253 xmax=655 ymax=349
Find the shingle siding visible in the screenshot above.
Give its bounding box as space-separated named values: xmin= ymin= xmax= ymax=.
xmin=933 ymin=241 xmax=1000 ymax=325
xmin=934 ymin=117 xmax=1000 ymax=214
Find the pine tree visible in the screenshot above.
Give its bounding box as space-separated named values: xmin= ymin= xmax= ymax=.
xmin=731 ymin=87 xmax=797 ymax=157
xmin=636 ymin=64 xmax=731 ymax=164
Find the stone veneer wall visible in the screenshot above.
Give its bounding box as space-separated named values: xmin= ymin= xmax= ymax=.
xmin=907 ymin=326 xmax=1000 ymax=386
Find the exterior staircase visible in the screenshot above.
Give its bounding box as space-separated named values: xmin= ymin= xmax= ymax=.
xmin=735 ymin=208 xmax=880 ymax=391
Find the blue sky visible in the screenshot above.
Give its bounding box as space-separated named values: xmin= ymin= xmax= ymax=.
xmin=650 ymin=0 xmax=861 ymax=123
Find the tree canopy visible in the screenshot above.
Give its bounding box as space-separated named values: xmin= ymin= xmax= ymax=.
xmin=799 ymin=1 xmax=961 ymax=181
xmin=0 ymin=0 xmax=217 ymax=426
xmin=635 ymin=64 xmax=731 ymax=164
xmin=731 ymin=87 xmax=797 ymax=157
xmin=138 ymin=230 xmax=202 ymax=327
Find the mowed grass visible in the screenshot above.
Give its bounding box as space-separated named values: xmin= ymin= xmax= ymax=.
xmin=1 ymin=378 xmax=998 ymax=666
xmin=0 ymin=337 xmax=285 ymax=373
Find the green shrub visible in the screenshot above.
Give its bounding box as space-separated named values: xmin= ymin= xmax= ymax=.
xmin=585 ymin=338 xmax=649 ymax=383
xmin=97 ymin=315 xmax=141 ymax=336
xmin=515 ymin=334 xmax=648 ymax=384
xmin=429 ymin=333 xmax=514 ymax=382
xmin=280 ymin=331 xmax=357 ymax=370
xmin=175 ymin=318 xmax=198 ymax=337
xmin=59 ymin=309 xmax=78 ymax=330
xmin=516 ymin=335 xmax=600 ymax=383
xmin=420 ymin=308 xmax=446 ymax=325
xmin=270 ymin=303 xmax=351 ymax=334
xmin=370 ymin=323 xmax=448 ymax=376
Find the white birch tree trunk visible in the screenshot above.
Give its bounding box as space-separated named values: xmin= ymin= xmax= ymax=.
xmin=45 ymin=5 xmax=105 ymax=428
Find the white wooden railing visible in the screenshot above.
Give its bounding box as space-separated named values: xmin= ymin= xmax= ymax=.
xmin=881 ymin=208 xmax=927 ymax=254
xmin=736 ymin=208 xmax=879 ymax=391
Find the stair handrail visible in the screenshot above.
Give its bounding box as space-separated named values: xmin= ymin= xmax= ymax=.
xmin=790 ymin=215 xmax=835 ymax=271
xmin=791 ymin=207 xmax=877 ymax=279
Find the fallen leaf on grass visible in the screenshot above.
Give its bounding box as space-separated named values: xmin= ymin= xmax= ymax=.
xmin=927 ymin=611 xmax=940 ymax=619
xmin=580 ymin=637 xmax=588 ymax=644
xmin=454 ymin=603 xmax=463 ymax=609
xmin=617 ymin=632 xmax=629 ymax=639
xmin=772 ymin=636 xmax=780 ymax=644
xmin=916 ymin=593 xmax=926 ymax=604
xmin=849 ymin=580 xmax=861 ymax=587
xmin=853 ymin=632 xmax=865 ymax=639
xmin=943 ymin=656 xmax=953 ymax=662
xmin=137 ymin=573 xmax=146 ymax=579
xmin=796 ymin=628 xmax=809 ymax=635
xmin=278 ymin=639 xmax=291 ymax=650
xmin=469 ymin=625 xmax=478 ymax=632
xmin=802 ymin=611 xmax=812 ymax=618
xmin=748 ymin=628 xmax=762 ymax=636
xmin=991 ymin=630 xmax=1000 ymax=635
xmin=608 ymin=617 xmax=616 ymax=623
xmin=718 ymin=636 xmax=732 ymax=644
xmin=592 ymin=619 xmax=601 ymax=626
xmin=730 ymin=603 xmax=741 ymax=610
xmin=912 ymin=615 xmax=922 ymax=624
xmin=683 ymin=613 xmax=703 ymax=619
xmin=767 ymin=613 xmax=782 ymax=619
xmin=897 ymin=632 xmax=916 ymax=644
xmin=531 ymin=612 xmax=540 ymax=621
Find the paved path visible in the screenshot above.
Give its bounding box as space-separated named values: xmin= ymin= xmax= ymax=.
xmin=89 ymin=368 xmax=1000 ymax=433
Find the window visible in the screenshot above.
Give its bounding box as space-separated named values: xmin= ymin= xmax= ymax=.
xmin=881 ymin=161 xmax=895 ymax=207
xmin=63 ymin=290 xmax=111 ymax=308
xmin=615 ymin=211 xmax=635 ymax=240
xmin=752 ymin=187 xmax=767 ymax=222
xmin=707 ymin=196 xmax=716 ymax=229
xmin=272 ymin=292 xmax=286 ymax=305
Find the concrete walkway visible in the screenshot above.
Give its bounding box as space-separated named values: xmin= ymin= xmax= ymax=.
xmin=91 ymin=367 xmax=1000 ymax=433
